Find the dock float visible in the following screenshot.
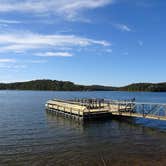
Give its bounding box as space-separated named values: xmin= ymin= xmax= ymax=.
xmin=45 ymin=98 xmax=166 ymax=121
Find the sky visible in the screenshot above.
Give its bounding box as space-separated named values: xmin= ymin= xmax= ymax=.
xmin=0 ymin=0 xmax=166 ymax=86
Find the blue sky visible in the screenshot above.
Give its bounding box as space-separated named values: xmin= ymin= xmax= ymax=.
xmin=0 ymin=0 xmax=165 ymax=86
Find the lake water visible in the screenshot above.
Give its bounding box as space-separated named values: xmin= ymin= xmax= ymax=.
xmin=0 ymin=91 xmax=166 ymax=166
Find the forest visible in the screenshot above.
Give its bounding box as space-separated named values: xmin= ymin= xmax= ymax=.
xmin=0 ymin=80 xmax=166 ymax=92
xmin=0 ymin=79 xmax=115 ymax=91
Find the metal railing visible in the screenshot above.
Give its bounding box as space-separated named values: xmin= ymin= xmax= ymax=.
xmin=135 ymin=102 xmax=166 ymax=117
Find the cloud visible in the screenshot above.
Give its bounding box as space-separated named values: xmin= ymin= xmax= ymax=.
xmin=113 ymin=23 xmax=131 ymax=32
xmin=123 ymin=52 xmax=129 ymax=55
xmin=106 ymin=49 xmax=112 ymax=53
xmin=0 ymin=64 xmax=26 ymax=69
xmin=0 ymin=19 xmax=21 ymax=24
xmin=0 ymin=19 xmax=20 ymax=29
xmin=35 ymin=52 xmax=73 ymax=57
xmin=0 ymin=31 xmax=110 ymax=53
xmin=0 ymin=58 xmax=26 ymax=69
xmin=0 ymin=0 xmax=113 ymax=21
xmin=138 ymin=40 xmax=143 ymax=46
xmin=27 ymin=60 xmax=47 ymax=63
xmin=0 ymin=58 xmax=16 ymax=63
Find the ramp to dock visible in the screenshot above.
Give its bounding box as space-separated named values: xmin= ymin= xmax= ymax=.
xmin=46 ymin=98 xmax=166 ymax=121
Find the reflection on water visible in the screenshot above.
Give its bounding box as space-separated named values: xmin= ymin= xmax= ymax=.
xmin=46 ymin=110 xmax=166 ymax=136
xmin=0 ymin=90 xmax=166 ymax=166
xmin=44 ymin=112 xmax=166 ymax=166
xmin=46 ymin=111 xmax=84 ymax=132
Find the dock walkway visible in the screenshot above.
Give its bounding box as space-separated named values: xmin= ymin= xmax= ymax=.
xmin=46 ymin=98 xmax=166 ymax=121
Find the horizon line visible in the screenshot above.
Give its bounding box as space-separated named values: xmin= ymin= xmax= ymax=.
xmin=0 ymin=79 xmax=166 ymax=87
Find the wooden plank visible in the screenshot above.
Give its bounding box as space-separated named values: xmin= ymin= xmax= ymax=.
xmin=46 ymin=99 xmax=166 ymax=121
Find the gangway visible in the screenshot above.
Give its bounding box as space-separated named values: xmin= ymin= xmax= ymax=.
xmin=46 ymin=98 xmax=166 ymax=121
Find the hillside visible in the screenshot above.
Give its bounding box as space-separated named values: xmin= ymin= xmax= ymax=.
xmin=119 ymin=83 xmax=166 ymax=92
xmin=0 ymin=80 xmax=166 ymax=92
xmin=0 ymin=79 xmax=116 ymax=91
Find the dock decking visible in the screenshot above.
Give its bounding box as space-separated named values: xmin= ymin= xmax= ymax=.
xmin=45 ymin=98 xmax=166 ymax=121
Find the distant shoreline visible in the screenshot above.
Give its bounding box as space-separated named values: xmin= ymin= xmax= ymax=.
xmin=0 ymin=79 xmax=166 ymax=92
xmin=0 ymin=90 xmax=166 ymax=93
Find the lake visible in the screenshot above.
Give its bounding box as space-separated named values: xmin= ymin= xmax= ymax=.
xmin=0 ymin=91 xmax=166 ymax=166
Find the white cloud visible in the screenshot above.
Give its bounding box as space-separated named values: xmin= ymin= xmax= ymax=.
xmin=0 ymin=31 xmax=110 ymax=53
xmin=0 ymin=23 xmax=8 ymax=28
xmin=106 ymin=48 xmax=112 ymax=53
xmin=114 ymin=23 xmax=131 ymax=32
xmin=0 ymin=59 xmax=26 ymax=69
xmin=0 ymin=19 xmax=20 ymax=29
xmin=0 ymin=19 xmax=21 ymax=24
xmin=27 ymin=60 xmax=47 ymax=63
xmin=0 ymin=58 xmax=16 ymax=63
xmin=138 ymin=40 xmax=143 ymax=46
xmin=0 ymin=64 xmax=26 ymax=69
xmin=0 ymin=0 xmax=113 ymax=21
xmin=35 ymin=52 xmax=73 ymax=57
xmin=123 ymin=52 xmax=129 ymax=55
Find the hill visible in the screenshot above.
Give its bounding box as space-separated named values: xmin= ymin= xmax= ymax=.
xmin=0 ymin=79 xmax=116 ymax=91
xmin=0 ymin=80 xmax=166 ymax=92
xmin=119 ymin=83 xmax=166 ymax=92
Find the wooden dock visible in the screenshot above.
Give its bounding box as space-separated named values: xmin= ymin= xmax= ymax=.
xmin=45 ymin=98 xmax=166 ymax=121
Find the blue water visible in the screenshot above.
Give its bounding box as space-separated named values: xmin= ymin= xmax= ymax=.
xmin=0 ymin=91 xmax=166 ymax=165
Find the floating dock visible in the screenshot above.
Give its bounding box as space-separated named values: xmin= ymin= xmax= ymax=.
xmin=45 ymin=98 xmax=166 ymax=121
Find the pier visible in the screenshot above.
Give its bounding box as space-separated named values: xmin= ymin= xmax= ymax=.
xmin=45 ymin=98 xmax=166 ymax=121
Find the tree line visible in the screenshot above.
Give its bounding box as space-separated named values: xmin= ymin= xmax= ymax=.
xmin=0 ymin=80 xmax=166 ymax=92
xmin=119 ymin=83 xmax=166 ymax=92
xmin=0 ymin=79 xmax=115 ymax=91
